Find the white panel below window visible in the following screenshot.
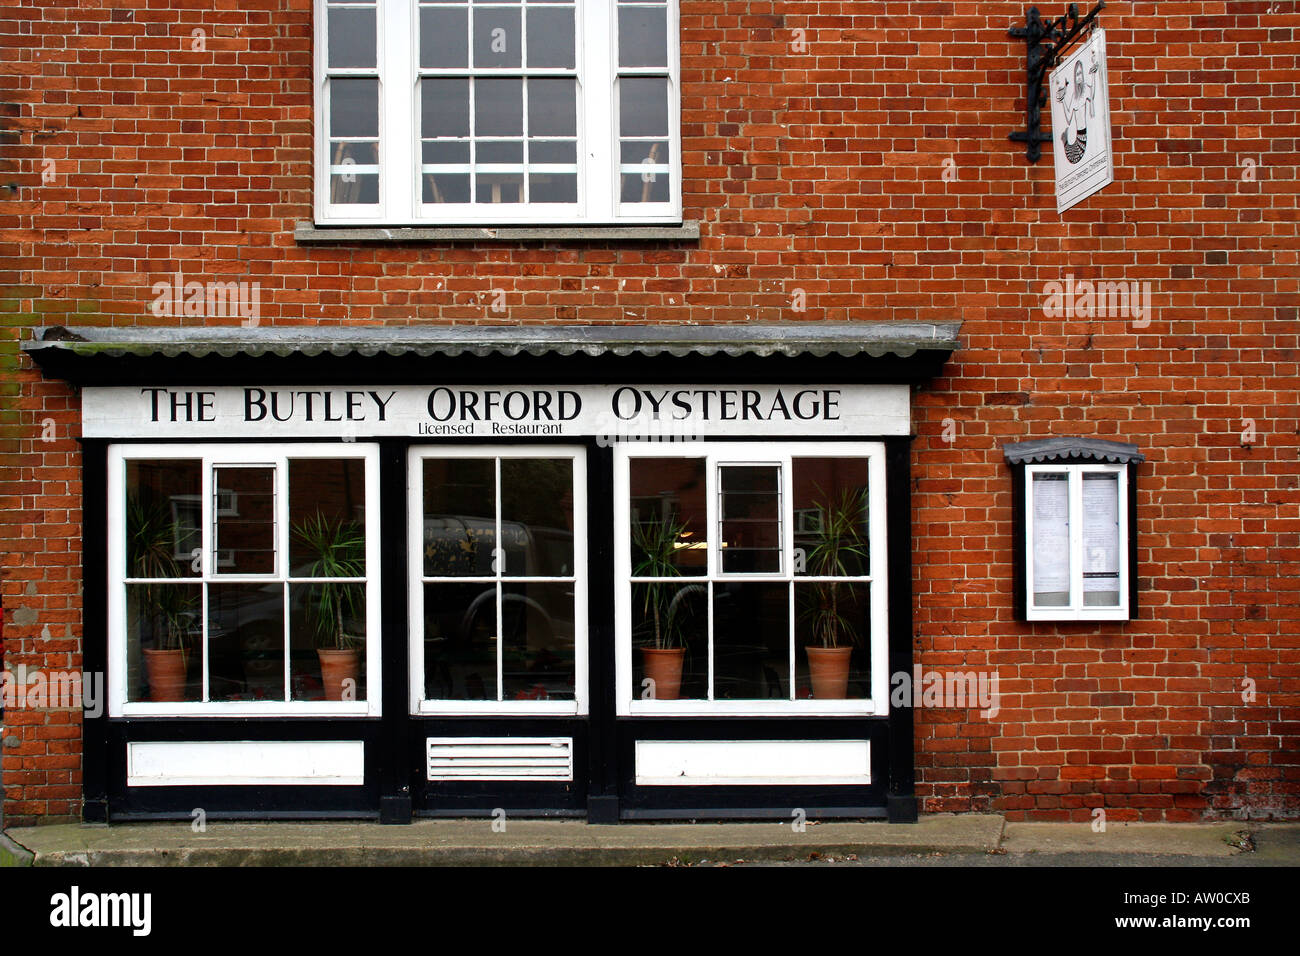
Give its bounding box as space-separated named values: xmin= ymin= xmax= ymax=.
xmin=635 ymin=739 xmax=871 ymax=786
xmin=127 ymin=740 xmax=365 ymax=787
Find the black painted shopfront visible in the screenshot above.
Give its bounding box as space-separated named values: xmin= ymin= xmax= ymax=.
xmin=27 ymin=322 xmax=959 ymax=824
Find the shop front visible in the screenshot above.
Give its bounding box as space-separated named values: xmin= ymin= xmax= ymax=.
xmin=27 ymin=321 xmax=959 ymax=824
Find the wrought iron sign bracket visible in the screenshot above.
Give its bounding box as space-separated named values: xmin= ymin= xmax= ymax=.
xmin=1008 ymin=2 xmax=1106 ymax=163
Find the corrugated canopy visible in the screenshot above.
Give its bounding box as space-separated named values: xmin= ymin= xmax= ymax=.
xmin=24 ymin=322 xmax=962 ymax=387
xmin=26 ymin=321 xmax=960 ymax=361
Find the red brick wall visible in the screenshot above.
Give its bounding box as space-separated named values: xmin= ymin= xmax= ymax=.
xmin=1 ymin=0 xmax=1297 ymax=825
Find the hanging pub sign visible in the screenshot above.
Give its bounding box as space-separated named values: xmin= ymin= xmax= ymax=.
xmin=81 ymin=383 xmax=912 ymax=439
xmin=1050 ymin=27 xmax=1114 ymax=213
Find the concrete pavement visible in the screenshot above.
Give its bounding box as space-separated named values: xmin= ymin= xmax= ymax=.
xmin=3 ymin=814 xmax=1296 ymax=866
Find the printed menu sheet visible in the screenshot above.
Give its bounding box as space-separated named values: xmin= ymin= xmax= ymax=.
xmin=1082 ymin=475 xmax=1120 ymax=593
xmin=1032 ymin=475 xmax=1070 ymax=596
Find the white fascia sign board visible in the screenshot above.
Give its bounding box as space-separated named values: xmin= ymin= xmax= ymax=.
xmin=83 ymin=383 xmax=911 ymax=439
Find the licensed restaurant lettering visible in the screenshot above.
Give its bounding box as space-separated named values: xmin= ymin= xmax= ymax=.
xmin=83 ymin=384 xmax=911 ymax=438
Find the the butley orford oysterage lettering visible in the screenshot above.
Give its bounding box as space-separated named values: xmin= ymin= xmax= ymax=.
xmin=85 ymin=384 xmax=909 ymax=439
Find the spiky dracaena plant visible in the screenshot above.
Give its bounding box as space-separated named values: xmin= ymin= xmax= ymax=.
xmin=631 ymin=510 xmax=693 ymax=650
xmin=292 ymin=513 xmax=366 ymax=651
xmin=803 ymin=486 xmax=870 ymax=648
xmin=125 ymin=495 xmax=197 ymax=654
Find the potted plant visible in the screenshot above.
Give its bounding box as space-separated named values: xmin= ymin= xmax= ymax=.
xmin=632 ymin=510 xmax=694 ymax=700
xmin=293 ymin=513 xmax=365 ymax=701
xmin=802 ymin=487 xmax=870 ymax=699
xmin=126 ymin=496 xmax=197 ymax=701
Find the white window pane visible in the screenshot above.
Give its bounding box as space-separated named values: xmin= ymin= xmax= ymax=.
xmin=423 ymin=173 xmax=470 ymax=203
xmin=530 ymin=140 xmax=576 ymax=164
xmin=329 ymin=141 xmax=378 ymax=204
xmin=527 ymin=77 xmax=576 ymax=137
xmin=526 ymin=7 xmax=575 ymax=69
xmin=618 ymin=7 xmax=667 ymax=68
xmin=528 ymin=173 xmax=576 ymax=203
xmin=620 ymin=139 xmax=668 ymax=162
xmin=620 ymin=151 xmax=670 ymax=203
xmin=478 ymin=140 xmax=523 ymax=164
xmin=328 ymin=7 xmax=377 ymax=69
xmin=420 ymin=7 xmax=469 ymax=68
xmin=475 ymin=78 xmax=523 ymax=136
xmin=422 ymin=78 xmax=470 ymax=137
xmin=619 ymin=76 xmax=668 ymax=137
xmin=477 ymin=174 xmax=523 ymax=203
xmin=473 ymin=8 xmax=521 ymax=68
xmin=423 ymin=140 xmax=470 ymax=165
xmin=330 ymin=78 xmax=379 ymax=138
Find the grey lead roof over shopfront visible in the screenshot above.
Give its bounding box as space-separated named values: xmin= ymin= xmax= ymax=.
xmin=25 ymin=321 xmax=961 ymax=361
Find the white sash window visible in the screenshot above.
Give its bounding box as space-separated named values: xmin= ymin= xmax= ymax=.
xmin=314 ymin=0 xmax=681 ymax=225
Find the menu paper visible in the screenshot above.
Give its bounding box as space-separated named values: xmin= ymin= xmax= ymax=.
xmin=1032 ymin=475 xmax=1070 ymax=596
xmin=1082 ymin=475 xmax=1120 ymax=592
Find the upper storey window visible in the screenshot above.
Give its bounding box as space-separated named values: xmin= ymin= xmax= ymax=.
xmin=314 ymin=0 xmax=681 ymax=225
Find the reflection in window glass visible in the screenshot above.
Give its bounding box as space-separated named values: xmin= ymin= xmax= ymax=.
xmin=126 ymin=582 xmax=202 ymax=703
xmin=631 ymin=581 xmax=707 ymax=700
xmin=713 ymin=582 xmax=788 ymax=699
xmin=719 ymin=465 xmax=781 ymax=573
xmin=629 ymin=457 xmax=706 ymax=576
xmin=627 ymin=450 xmax=877 ymax=705
xmin=208 ymin=583 xmax=285 ymax=702
xmin=423 ymin=458 xmax=496 ymax=576
xmin=424 ymin=582 xmax=499 ymax=701
xmin=328 ymin=5 xmax=377 ymax=69
xmin=288 ymin=458 xmax=365 ymax=576
xmin=290 ymin=583 xmax=366 ymax=702
xmin=125 ymin=459 xmax=201 ymax=579
xmin=502 ymin=582 xmax=575 ymax=700
xmin=417 ymin=0 xmax=580 ymax=208
xmin=501 ymin=458 xmax=574 ymax=576
xmin=795 ymin=582 xmax=869 ymax=700
xmin=214 ymin=467 xmax=276 ymax=575
xmin=421 ymin=455 xmax=579 ymax=703
xmin=792 ymin=458 xmax=869 ymax=577
xmin=120 ymin=452 xmax=372 ymax=707
xmin=328 ymin=77 xmax=380 ymax=204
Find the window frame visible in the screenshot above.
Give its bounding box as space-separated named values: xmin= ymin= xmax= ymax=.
xmin=407 ymin=445 xmax=589 ymax=716
xmin=1023 ymin=462 xmax=1131 ymax=622
xmin=613 ymin=441 xmax=890 ymax=718
xmin=107 ymin=443 xmax=383 ymax=718
xmin=312 ymin=0 xmax=682 ymax=226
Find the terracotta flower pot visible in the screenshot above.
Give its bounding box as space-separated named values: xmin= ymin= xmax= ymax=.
xmin=805 ymin=646 xmax=853 ymax=700
xmin=143 ymin=648 xmax=188 ymax=702
xmin=317 ymin=648 xmax=361 ymax=701
xmin=641 ymin=647 xmax=685 ymax=700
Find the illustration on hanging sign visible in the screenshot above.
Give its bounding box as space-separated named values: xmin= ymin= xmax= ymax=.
xmin=1050 ymin=27 xmax=1114 ymax=213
